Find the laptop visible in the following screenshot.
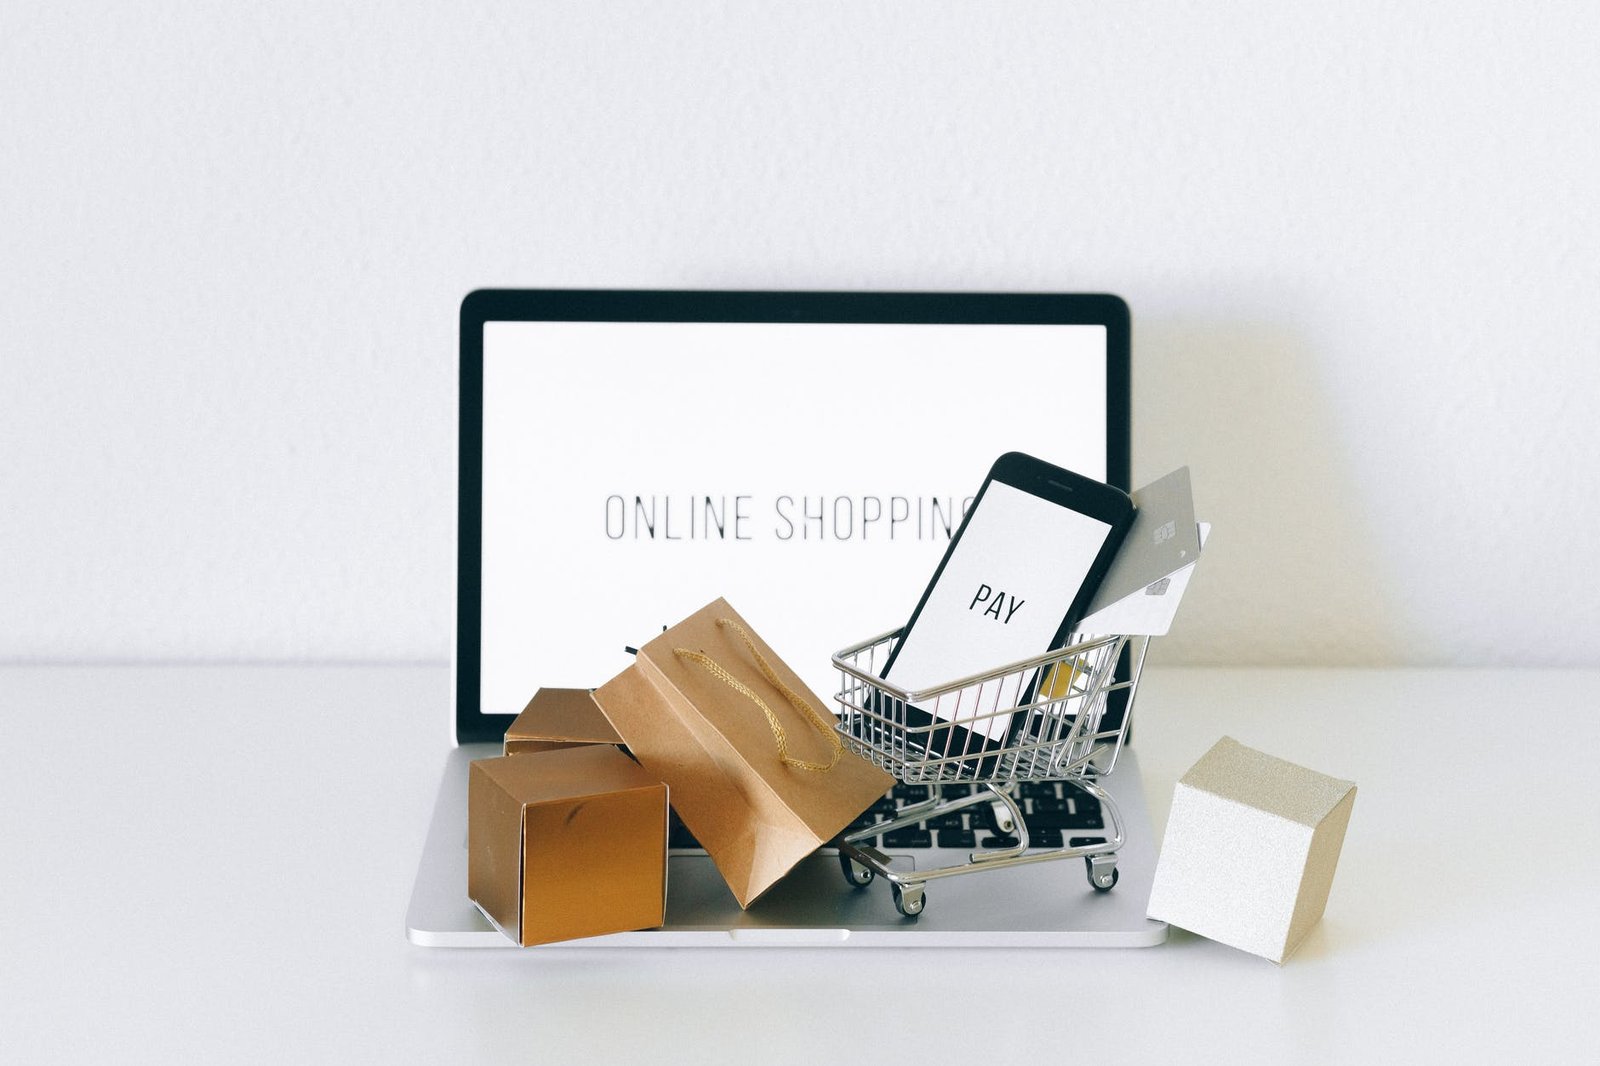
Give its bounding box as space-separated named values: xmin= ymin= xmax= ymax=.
xmin=406 ymin=290 xmax=1168 ymax=947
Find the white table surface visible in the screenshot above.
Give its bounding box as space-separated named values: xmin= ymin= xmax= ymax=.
xmin=3 ymin=664 xmax=1596 ymax=1063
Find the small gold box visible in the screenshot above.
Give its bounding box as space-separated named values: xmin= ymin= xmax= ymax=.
xmin=503 ymin=687 xmax=623 ymax=755
xmin=468 ymin=746 xmax=667 ymax=947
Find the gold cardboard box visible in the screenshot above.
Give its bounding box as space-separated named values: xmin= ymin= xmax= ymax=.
xmin=468 ymin=746 xmax=668 ymax=947
xmin=504 ymin=687 xmax=624 ymax=755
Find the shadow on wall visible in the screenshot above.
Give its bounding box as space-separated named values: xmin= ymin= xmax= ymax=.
xmin=1132 ymin=319 xmax=1415 ymax=666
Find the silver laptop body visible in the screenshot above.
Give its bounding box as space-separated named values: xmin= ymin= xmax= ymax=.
xmin=408 ymin=745 xmax=1164 ymax=946
xmin=406 ymin=290 xmax=1167 ymax=948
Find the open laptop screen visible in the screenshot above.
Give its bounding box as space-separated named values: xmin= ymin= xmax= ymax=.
xmin=459 ymin=291 xmax=1128 ymax=742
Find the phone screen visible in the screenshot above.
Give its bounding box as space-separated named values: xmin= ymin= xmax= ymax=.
xmin=884 ymin=480 xmax=1114 ymax=741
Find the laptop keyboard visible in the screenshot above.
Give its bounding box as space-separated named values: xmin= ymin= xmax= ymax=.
xmin=666 ymin=781 xmax=1105 ymax=851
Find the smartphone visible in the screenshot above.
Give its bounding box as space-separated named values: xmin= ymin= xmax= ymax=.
xmin=877 ymin=452 xmax=1136 ymax=773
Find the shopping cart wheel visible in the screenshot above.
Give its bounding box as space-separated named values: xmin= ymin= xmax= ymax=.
xmin=892 ymin=883 xmax=926 ymax=917
xmin=839 ymin=853 xmax=875 ymax=887
xmin=1085 ymin=856 xmax=1119 ymax=892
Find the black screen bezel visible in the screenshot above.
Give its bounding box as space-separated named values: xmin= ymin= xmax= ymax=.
xmin=456 ymin=289 xmax=1131 ymax=745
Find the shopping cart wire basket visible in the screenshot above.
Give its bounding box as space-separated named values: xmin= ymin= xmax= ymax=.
xmin=830 ymin=626 xmax=1152 ymax=917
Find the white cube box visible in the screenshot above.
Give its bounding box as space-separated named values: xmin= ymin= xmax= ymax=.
xmin=1147 ymin=736 xmax=1356 ymax=963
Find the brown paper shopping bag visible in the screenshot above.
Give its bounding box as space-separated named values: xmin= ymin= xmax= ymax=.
xmin=593 ymin=597 xmax=893 ymax=908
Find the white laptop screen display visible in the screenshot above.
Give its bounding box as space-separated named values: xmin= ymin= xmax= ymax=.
xmin=478 ymin=320 xmax=1108 ymax=715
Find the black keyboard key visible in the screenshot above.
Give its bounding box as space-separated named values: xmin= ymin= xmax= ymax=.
xmin=883 ymin=828 xmax=933 ymax=849
xmin=869 ymin=797 xmax=899 ymax=816
xmin=892 ymin=784 xmax=931 ymax=802
xmin=926 ymin=812 xmax=966 ymax=830
xmin=941 ymin=784 xmax=974 ymax=797
xmin=1070 ymin=836 xmax=1108 ymax=848
xmin=1062 ymin=785 xmax=1101 ymax=810
xmin=1027 ymin=809 xmax=1105 ymax=831
xmin=1018 ymin=781 xmax=1059 ymax=799
xmin=937 ymin=829 xmax=976 ymax=849
xmin=1030 ymin=827 xmax=1064 ymax=848
xmin=980 ymin=834 xmax=1021 ymax=849
xmin=1030 ymin=795 xmax=1068 ymax=812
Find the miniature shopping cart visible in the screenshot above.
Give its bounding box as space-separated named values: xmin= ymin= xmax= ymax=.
xmin=830 ymin=628 xmax=1151 ymax=917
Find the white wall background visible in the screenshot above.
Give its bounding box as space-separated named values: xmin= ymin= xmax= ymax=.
xmin=3 ymin=2 xmax=1597 ymax=667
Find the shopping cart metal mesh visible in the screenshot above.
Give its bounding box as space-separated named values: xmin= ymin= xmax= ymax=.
xmin=832 ymin=628 xmax=1141 ymax=784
